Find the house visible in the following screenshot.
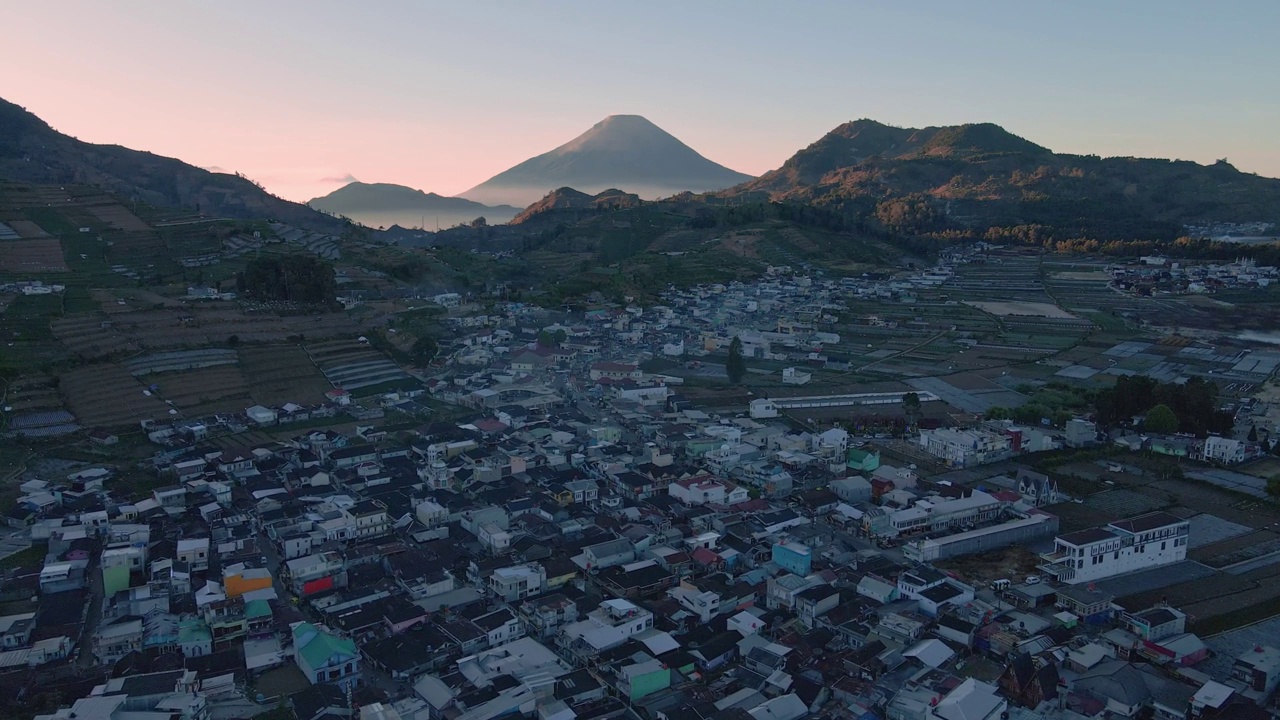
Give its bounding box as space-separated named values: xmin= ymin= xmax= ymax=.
xmin=935 ymin=678 xmax=1007 ymax=720
xmin=590 ymin=362 xmax=641 ymax=381
xmin=581 ymin=538 xmax=634 ymax=570
xmin=176 ymin=538 xmax=210 ymax=572
xmin=293 ymin=622 xmax=360 ymax=692
xmin=999 ymin=651 xmax=1061 ymax=709
xmin=559 ymin=599 xmax=653 ymax=661
xmin=919 ymin=427 xmax=1011 ymax=467
xmin=1065 ymin=418 xmax=1097 ymax=447
xmin=831 ymin=475 xmax=872 ymax=504
xmin=670 ymin=475 xmax=748 ymax=506
xmin=245 ymin=405 xmax=278 ymax=425
xmin=781 ymin=367 xmax=811 ymax=385
xmin=1201 ymin=435 xmax=1246 ymax=464
xmin=89 ymin=429 xmax=119 ymax=446
xmin=1039 ymin=511 xmax=1189 ymax=584
xmin=749 ymin=398 xmax=778 ymax=419
xmin=488 ymin=564 xmax=546 ymax=602
xmin=1231 ymin=644 xmax=1280 ymax=703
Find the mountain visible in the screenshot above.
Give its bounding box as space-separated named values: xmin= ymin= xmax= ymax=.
xmin=0 ymin=97 xmax=345 ymax=232
xmin=460 ymin=115 xmax=753 ymax=207
xmin=309 ymin=182 xmax=519 ymax=230
xmin=511 ymin=187 xmax=642 ymax=224
xmin=730 ymin=119 xmax=1280 ymax=240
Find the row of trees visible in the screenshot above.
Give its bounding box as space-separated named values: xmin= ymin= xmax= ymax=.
xmin=1093 ymin=375 xmax=1234 ymax=437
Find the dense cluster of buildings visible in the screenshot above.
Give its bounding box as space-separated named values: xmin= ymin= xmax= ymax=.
xmin=6 ymin=263 xmax=1280 ymax=720
xmin=1110 ymin=257 xmax=1279 ymax=296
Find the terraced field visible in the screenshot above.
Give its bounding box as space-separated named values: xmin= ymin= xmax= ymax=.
xmin=306 ymin=339 xmax=411 ymax=392
xmin=60 ymin=363 xmax=174 ymax=427
xmin=239 ymin=345 xmax=332 ymax=405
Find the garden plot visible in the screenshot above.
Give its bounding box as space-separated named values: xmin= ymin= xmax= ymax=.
xmin=964 ymin=300 xmax=1076 ymax=319
xmin=146 ymin=366 xmax=252 ymax=417
xmin=60 ymin=364 xmax=175 ymax=427
xmin=85 ymin=203 xmax=150 ymax=232
xmin=124 ymin=349 xmax=239 ymax=376
xmin=0 ymin=239 xmax=68 ymax=272
xmin=306 ymin=339 xmax=410 ymax=391
xmin=6 ymin=221 xmax=50 ymax=238
xmin=52 ymin=314 xmax=139 ymax=357
xmin=55 ymin=305 xmax=364 ymax=351
xmin=239 ymin=345 xmax=333 ymax=406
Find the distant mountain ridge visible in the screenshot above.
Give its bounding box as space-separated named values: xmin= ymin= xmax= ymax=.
xmin=728 ymin=118 xmax=1280 ymax=239
xmin=0 ymin=97 xmax=346 ymax=232
xmin=309 ymin=182 xmax=519 ymax=229
xmin=461 ymin=115 xmax=753 ymax=207
xmin=511 ymin=187 xmax=642 ymax=224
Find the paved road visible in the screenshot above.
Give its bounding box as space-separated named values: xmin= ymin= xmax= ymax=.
xmin=76 ymin=553 xmax=105 ymax=671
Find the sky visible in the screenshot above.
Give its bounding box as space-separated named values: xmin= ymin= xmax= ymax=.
xmin=3 ymin=1 xmax=1279 ymax=203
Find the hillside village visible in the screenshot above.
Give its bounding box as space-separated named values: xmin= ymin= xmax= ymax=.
xmin=5 ymin=246 xmax=1280 ymax=720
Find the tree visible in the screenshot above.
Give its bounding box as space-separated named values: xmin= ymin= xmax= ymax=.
xmin=902 ymin=392 xmax=920 ymax=425
xmin=726 ymin=336 xmax=746 ymax=385
xmin=986 ymin=406 xmax=1011 ymax=421
xmin=227 ymin=334 xmax=240 ymax=347
xmin=1268 ymin=475 xmax=1280 ymax=499
xmin=1248 ymin=425 xmax=1259 ymax=442
xmin=1144 ymin=404 xmax=1179 ymax=434
xmin=411 ymin=336 xmax=438 ymax=364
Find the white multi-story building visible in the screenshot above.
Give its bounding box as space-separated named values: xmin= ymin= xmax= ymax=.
xmin=669 ymin=476 xmax=748 ymax=506
xmin=1039 ymin=512 xmax=1189 ymax=585
xmin=918 ymin=428 xmax=1011 ymax=467
xmin=1201 ymin=436 xmax=1246 ymax=465
xmin=559 ymin=599 xmax=653 ymax=661
xmin=488 ymin=564 xmax=546 ymax=602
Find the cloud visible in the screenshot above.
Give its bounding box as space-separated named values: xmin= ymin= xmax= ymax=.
xmin=320 ymin=173 xmax=359 ymax=184
xmin=202 ymin=165 xmax=229 ymax=173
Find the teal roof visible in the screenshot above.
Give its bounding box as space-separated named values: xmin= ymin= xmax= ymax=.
xmin=178 ymin=619 xmax=211 ymax=644
xmin=245 ymin=599 xmax=273 ymax=619
xmin=294 ymin=623 xmax=356 ymax=668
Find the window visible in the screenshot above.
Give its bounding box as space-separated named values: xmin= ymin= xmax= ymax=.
xmin=1114 ymin=552 xmax=1119 ymax=560
xmin=1161 ymin=542 xmax=1167 ymax=551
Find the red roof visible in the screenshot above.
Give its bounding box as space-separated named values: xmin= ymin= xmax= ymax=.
xmin=691 ymin=548 xmax=722 ymax=565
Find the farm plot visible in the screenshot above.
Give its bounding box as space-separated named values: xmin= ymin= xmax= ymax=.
xmin=52 ymin=314 xmax=139 ymax=358
xmin=0 ymin=239 xmax=68 ymax=272
xmin=145 ymin=366 xmax=252 ymax=417
xmin=964 ymin=300 xmax=1076 ymax=319
xmin=60 ymin=364 xmax=175 ymax=427
xmin=0 ymin=293 xmax=67 ymax=373
xmin=306 ymin=339 xmax=411 ymax=391
xmin=124 ymin=349 xmax=239 ymax=376
xmin=75 ymin=305 xmax=364 ymax=349
xmin=85 ymin=203 xmax=150 ymax=232
xmin=5 ymin=374 xmax=77 ymax=437
xmin=239 ymin=345 xmax=332 ymax=406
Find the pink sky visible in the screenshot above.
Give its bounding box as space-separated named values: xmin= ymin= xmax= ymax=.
xmin=4 ymin=3 xmax=1277 ymax=205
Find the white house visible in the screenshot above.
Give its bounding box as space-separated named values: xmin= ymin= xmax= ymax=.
xmin=669 ymin=476 xmax=748 ymax=506
xmin=918 ymin=427 xmax=1011 ymax=467
xmin=749 ymin=398 xmax=778 ymax=419
xmin=1201 ymin=436 xmax=1246 ymax=465
xmin=781 ymin=367 xmax=811 ymax=386
xmin=245 ymin=405 xmax=278 ymax=426
xmin=293 ymin=622 xmax=360 ymax=692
